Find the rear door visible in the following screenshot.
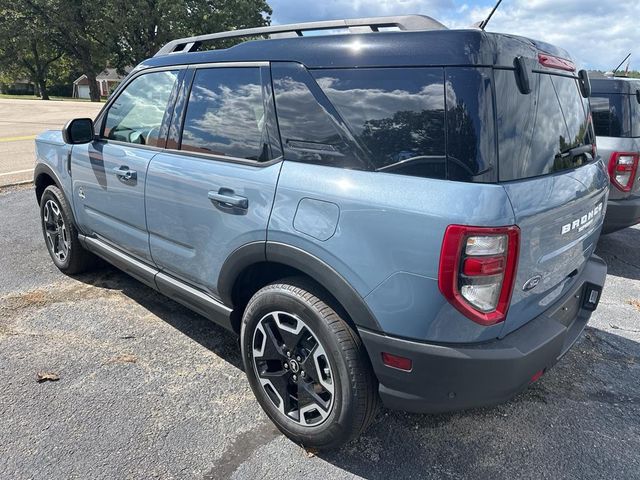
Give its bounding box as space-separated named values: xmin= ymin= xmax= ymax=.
xmin=71 ymin=69 xmax=181 ymax=262
xmin=144 ymin=64 xmax=282 ymax=296
xmin=591 ymin=89 xmax=640 ymax=200
xmin=494 ymin=65 xmax=609 ymax=335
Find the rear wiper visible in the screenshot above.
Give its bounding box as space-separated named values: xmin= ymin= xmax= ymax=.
xmin=555 ymin=144 xmax=593 ymax=161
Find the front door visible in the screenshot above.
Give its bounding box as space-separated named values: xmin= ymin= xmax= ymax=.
xmin=145 ymin=64 xmax=282 ymax=296
xmin=71 ymin=69 xmax=181 ymax=262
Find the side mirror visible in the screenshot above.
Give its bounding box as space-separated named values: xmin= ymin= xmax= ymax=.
xmin=636 ymin=89 xmax=640 ymax=105
xmin=62 ymin=118 xmax=95 ymax=144
xmin=578 ymin=69 xmax=591 ymax=98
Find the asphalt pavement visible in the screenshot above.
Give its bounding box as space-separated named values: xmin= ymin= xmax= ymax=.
xmin=1 ymin=184 xmax=639 ymax=479
xmin=0 ymin=99 xmax=102 ymax=187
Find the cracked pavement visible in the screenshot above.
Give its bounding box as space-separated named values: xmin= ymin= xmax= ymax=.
xmin=1 ymin=184 xmax=639 ymax=479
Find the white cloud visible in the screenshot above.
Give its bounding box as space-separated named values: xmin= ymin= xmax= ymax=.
xmin=270 ymin=0 xmax=640 ymax=70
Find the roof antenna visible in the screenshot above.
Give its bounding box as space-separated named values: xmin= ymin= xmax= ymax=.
xmin=612 ymin=53 xmax=631 ymax=76
xmin=479 ymin=0 xmax=503 ymax=30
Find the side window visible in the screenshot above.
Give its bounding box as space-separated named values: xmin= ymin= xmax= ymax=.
xmin=272 ymin=62 xmax=369 ymax=170
xmin=103 ymin=70 xmax=179 ymax=146
xmin=590 ymin=94 xmax=627 ymax=138
xmin=630 ymin=95 xmax=640 ymax=138
xmin=313 ymin=67 xmax=447 ymax=179
xmin=180 ymin=67 xmax=269 ymax=161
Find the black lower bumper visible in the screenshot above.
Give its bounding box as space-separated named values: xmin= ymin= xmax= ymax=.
xmin=603 ymin=195 xmax=640 ymax=234
xmin=360 ymin=255 xmax=607 ymax=414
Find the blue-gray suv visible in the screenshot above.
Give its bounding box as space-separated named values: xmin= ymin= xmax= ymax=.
xmin=33 ymin=15 xmax=608 ymax=449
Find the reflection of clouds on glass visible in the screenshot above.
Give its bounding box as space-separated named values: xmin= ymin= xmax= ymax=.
xmin=316 ymin=75 xmax=449 ymax=137
xmin=108 ymin=71 xmax=178 ymax=132
xmin=313 ymin=69 xmax=447 ymax=177
xmin=496 ymin=71 xmax=590 ymax=181
xmin=181 ymin=69 xmax=265 ymax=160
xmin=273 ymin=76 xmax=341 ymax=144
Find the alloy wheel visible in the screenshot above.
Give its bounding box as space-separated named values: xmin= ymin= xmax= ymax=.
xmin=43 ymin=199 xmax=69 ymax=263
xmin=252 ymin=311 xmax=335 ymax=426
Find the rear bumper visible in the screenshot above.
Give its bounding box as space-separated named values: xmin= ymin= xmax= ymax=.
xmin=360 ymin=254 xmax=607 ymax=414
xmin=603 ymin=195 xmax=640 ymax=233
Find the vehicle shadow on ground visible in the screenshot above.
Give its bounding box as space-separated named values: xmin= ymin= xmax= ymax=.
xmin=72 ymin=262 xmax=640 ymax=479
xmin=596 ymin=225 xmax=640 ymax=281
xmin=76 ymin=264 xmax=244 ymax=371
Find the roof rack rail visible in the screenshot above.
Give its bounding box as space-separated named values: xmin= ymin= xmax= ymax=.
xmin=154 ymin=15 xmax=447 ymax=57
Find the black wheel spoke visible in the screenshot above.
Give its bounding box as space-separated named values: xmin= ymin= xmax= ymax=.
xmin=298 ymin=380 xmax=331 ymax=411
xmin=262 ymin=372 xmax=295 ymax=414
xmin=300 ymin=344 xmax=321 ymax=381
xmin=279 ymin=324 xmax=310 ymax=353
xmin=261 ymin=321 xmax=287 ymax=360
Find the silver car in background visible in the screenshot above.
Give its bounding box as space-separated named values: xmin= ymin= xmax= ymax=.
xmin=591 ymin=76 xmax=640 ymax=233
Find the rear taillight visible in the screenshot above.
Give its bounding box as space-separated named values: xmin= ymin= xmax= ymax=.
xmin=537 ymin=53 xmax=576 ymax=72
xmin=438 ymin=225 xmax=520 ymax=326
xmin=608 ymin=152 xmax=639 ymax=192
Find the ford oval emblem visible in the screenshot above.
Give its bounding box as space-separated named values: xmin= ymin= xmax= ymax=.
xmin=523 ymin=275 xmax=542 ymax=291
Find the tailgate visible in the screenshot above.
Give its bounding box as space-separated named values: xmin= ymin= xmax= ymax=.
xmin=500 ymin=161 xmax=609 ymax=336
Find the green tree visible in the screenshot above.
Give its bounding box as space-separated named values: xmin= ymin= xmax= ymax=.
xmin=110 ymin=0 xmax=272 ymax=68
xmin=2 ymin=0 xmax=272 ymax=101
xmin=0 ymin=5 xmax=64 ymax=100
xmin=21 ymin=0 xmax=117 ymax=101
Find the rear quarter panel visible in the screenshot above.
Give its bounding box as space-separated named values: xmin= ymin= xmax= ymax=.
xmin=269 ymin=161 xmax=516 ymax=343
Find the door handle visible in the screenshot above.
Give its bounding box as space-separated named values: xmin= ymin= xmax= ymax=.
xmin=113 ymin=166 xmax=137 ymax=181
xmin=208 ymin=189 xmax=248 ymax=209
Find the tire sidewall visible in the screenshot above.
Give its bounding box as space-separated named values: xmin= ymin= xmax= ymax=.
xmin=241 ymin=286 xmax=358 ymax=448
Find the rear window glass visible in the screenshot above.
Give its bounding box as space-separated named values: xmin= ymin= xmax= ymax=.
xmin=591 ymin=94 xmax=632 ymax=137
xmin=313 ymin=68 xmax=447 ymax=179
xmin=272 ymin=63 xmax=368 ymax=170
xmin=495 ymin=71 xmax=594 ymax=182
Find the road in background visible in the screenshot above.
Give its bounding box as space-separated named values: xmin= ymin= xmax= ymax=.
xmin=1 ymin=185 xmax=639 ymax=479
xmin=0 ymin=99 xmax=102 ymax=187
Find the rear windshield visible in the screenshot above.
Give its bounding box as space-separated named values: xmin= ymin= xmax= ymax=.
xmin=591 ymin=93 xmax=640 ymax=138
xmin=495 ymin=70 xmax=595 ymax=182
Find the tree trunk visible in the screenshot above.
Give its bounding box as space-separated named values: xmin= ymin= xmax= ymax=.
xmin=86 ymin=71 xmax=101 ymax=102
xmin=28 ymin=40 xmax=49 ymax=100
xmin=37 ymin=79 xmax=50 ymax=100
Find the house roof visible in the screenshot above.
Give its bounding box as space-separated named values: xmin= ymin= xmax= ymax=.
xmin=73 ymin=68 xmax=131 ymax=85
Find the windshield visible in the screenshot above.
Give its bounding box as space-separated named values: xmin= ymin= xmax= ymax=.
xmin=495 ymin=70 xmax=595 ymax=182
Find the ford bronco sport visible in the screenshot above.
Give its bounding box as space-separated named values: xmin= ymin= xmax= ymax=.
xmin=34 ymin=15 xmax=608 ymax=449
xmin=590 ymin=76 xmax=640 ymax=233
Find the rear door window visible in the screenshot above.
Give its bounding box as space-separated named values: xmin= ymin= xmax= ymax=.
xmin=180 ymin=67 xmax=270 ymax=161
xmin=312 ymin=68 xmax=447 ymax=179
xmin=495 ymin=71 xmax=594 ymax=181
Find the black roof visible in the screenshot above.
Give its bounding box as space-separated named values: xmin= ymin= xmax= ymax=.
xmin=136 ymin=29 xmax=573 ymax=72
xmin=591 ymin=77 xmax=640 ymax=95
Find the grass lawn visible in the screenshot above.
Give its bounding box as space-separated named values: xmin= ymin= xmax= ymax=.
xmin=0 ymin=94 xmax=104 ymax=102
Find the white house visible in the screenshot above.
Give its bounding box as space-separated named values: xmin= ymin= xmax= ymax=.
xmin=72 ymin=68 xmax=130 ymax=99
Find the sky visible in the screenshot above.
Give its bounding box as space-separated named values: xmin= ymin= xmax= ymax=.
xmin=269 ymin=0 xmax=639 ymax=71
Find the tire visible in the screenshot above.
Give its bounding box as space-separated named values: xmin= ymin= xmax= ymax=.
xmin=40 ymin=185 xmax=96 ymax=274
xmin=241 ymin=277 xmax=379 ymax=449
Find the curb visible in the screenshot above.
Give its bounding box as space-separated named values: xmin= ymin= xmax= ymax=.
xmin=0 ymin=179 xmax=33 ymax=189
